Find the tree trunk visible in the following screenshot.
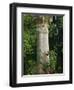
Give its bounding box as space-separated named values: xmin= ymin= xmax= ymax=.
xmin=36 ymin=16 xmax=50 ymax=74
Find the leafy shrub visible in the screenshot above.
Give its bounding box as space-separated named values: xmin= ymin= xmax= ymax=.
xmin=49 ymin=50 xmax=57 ymax=73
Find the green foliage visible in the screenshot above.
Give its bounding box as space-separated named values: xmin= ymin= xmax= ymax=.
xmin=23 ymin=14 xmax=37 ymax=75
xmin=24 ymin=31 xmax=33 ymax=54
xmin=49 ymin=16 xmax=63 ymax=73
xmin=24 ymin=14 xmax=36 ymax=30
xmin=49 ymin=50 xmax=57 ymax=73
xmin=24 ymin=59 xmax=37 ymax=74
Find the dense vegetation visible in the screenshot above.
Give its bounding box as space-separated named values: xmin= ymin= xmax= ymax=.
xmin=23 ymin=14 xmax=63 ymax=75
